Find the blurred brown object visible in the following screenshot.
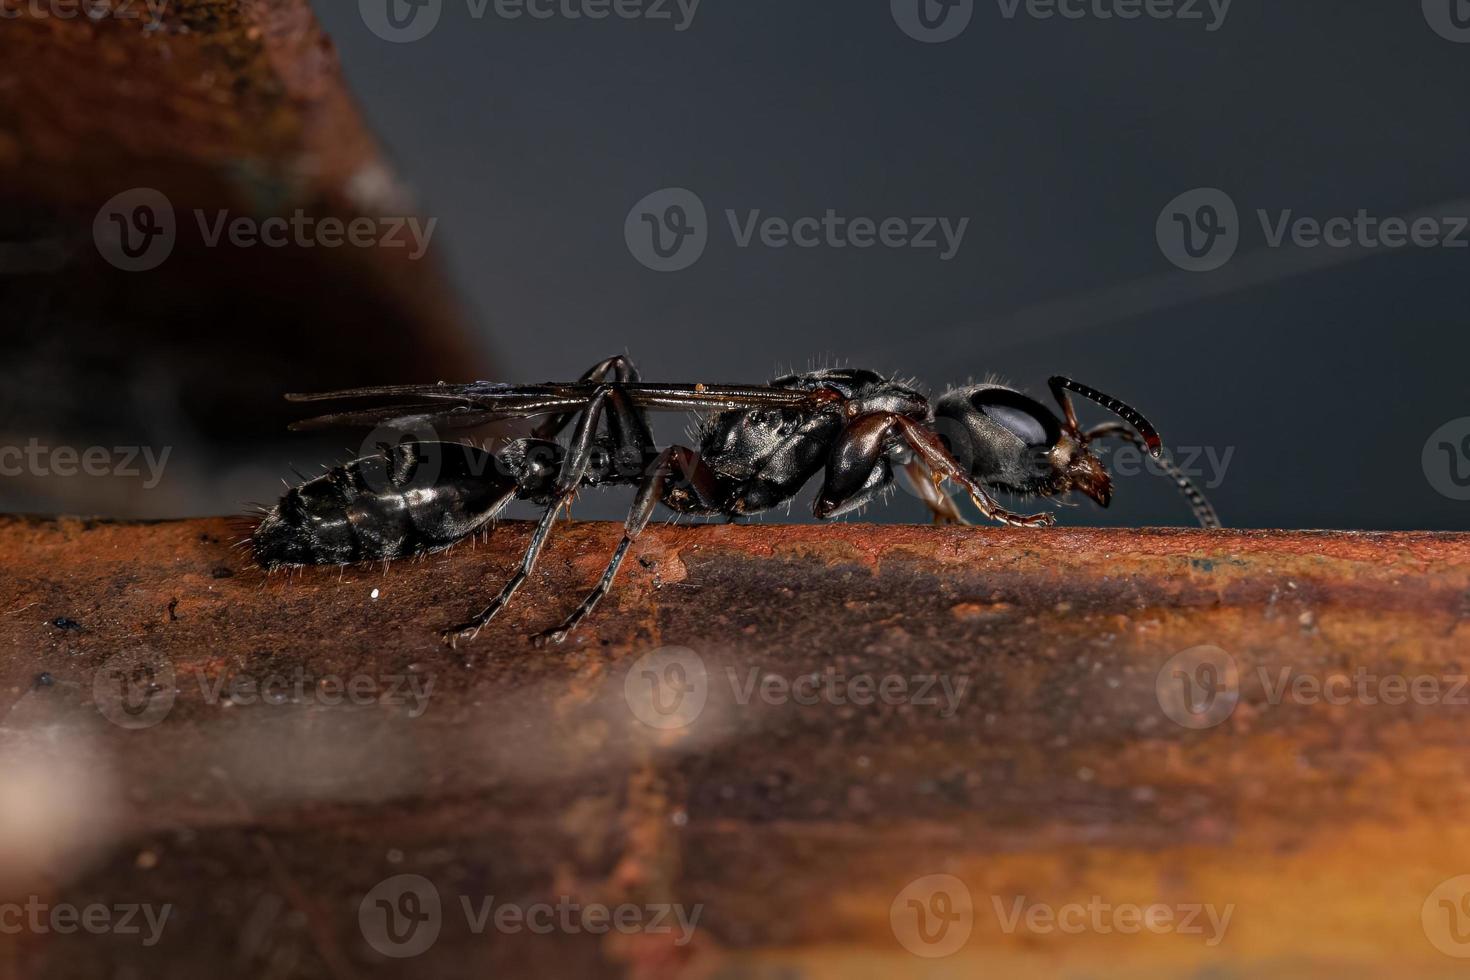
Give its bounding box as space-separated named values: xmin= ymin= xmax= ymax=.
xmin=4 ymin=517 xmax=1470 ymax=977
xmin=0 ymin=0 xmax=490 ymax=515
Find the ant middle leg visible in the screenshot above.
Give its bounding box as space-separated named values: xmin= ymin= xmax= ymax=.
xmin=901 ymin=459 xmax=970 ymax=525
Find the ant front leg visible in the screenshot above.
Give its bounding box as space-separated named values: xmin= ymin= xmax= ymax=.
xmin=893 ymin=416 xmax=1054 ymax=528
xmin=816 ymin=414 xmax=1052 ymax=527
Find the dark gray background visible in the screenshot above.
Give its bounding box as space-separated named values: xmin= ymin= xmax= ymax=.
xmin=282 ymin=2 xmax=1470 ymax=527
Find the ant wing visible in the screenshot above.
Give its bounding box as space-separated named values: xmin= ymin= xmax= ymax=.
xmin=284 ymin=381 xmax=811 ymax=432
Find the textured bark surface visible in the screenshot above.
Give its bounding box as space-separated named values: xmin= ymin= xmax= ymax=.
xmin=2 ymin=516 xmax=1469 ymax=977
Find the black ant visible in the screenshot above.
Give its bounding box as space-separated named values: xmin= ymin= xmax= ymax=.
xmin=252 ymin=355 xmax=1219 ymax=646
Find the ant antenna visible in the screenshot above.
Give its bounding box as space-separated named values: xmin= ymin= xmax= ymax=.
xmin=1049 ymin=376 xmax=1163 ymax=457
xmin=1079 ymin=423 xmax=1220 ymax=529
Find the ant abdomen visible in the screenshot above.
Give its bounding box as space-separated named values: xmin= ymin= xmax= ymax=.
xmin=252 ymin=441 xmax=516 ymax=569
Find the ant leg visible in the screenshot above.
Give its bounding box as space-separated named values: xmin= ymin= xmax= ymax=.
xmin=812 ymin=413 xmax=1052 ymax=526
xmin=442 ymin=386 xmax=620 ymax=645
xmin=534 ymin=447 xmax=720 ymax=646
xmin=440 ymin=488 xmax=574 ymax=645
xmin=901 ymin=459 xmax=970 ymax=525
xmin=892 ymin=416 xmax=1055 ymax=528
xmin=1084 ymin=423 xmax=1221 ymax=529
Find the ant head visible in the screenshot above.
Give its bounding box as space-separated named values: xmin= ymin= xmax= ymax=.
xmin=934 ymin=385 xmax=1110 ymax=505
xmin=933 ymin=379 xmax=1158 ymax=508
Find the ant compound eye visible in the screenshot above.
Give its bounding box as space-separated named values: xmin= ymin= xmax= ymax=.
xmin=970 ymin=390 xmax=1058 ymax=448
